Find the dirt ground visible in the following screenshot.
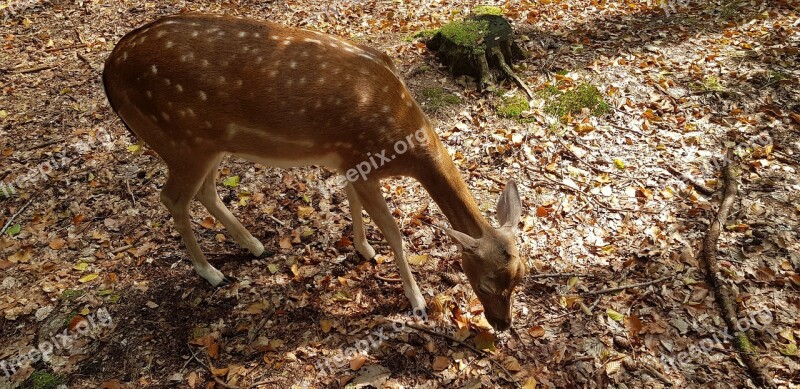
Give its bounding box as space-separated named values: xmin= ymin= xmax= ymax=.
xmin=1 ymin=0 xmax=799 ymax=388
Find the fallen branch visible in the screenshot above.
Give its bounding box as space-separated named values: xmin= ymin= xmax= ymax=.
xmin=1 ymin=198 xmax=34 ymax=236
xmin=392 ymin=320 xmax=520 ymax=388
xmin=582 ymin=275 xmax=673 ymax=296
xmin=699 ymin=150 xmax=775 ymax=388
xmin=664 ymin=165 xmax=716 ymax=196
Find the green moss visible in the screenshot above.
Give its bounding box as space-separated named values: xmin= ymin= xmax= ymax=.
xmin=60 ymin=289 xmax=84 ymax=300
xmin=438 ymin=19 xmax=490 ymax=53
xmin=472 ymin=5 xmax=503 ymax=16
xmin=539 ymin=83 xmax=609 ymax=118
xmin=702 ymin=76 xmax=725 ymax=91
xmin=420 ymin=87 xmax=461 ymax=112
xmin=29 ymin=371 xmax=63 ymax=389
xmin=497 ymin=94 xmax=530 ymax=119
xmin=407 ymin=29 xmax=437 ymax=42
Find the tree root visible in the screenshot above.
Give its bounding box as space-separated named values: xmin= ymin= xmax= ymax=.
xmin=699 ymin=150 xmax=775 ymax=388
xmin=490 ymin=46 xmax=534 ymax=100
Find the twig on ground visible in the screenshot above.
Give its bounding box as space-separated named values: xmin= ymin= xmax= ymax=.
xmin=187 ymin=345 xmax=242 ymax=389
xmin=45 ymin=43 xmax=88 ymax=52
xmin=25 ymin=139 xmax=61 ymax=151
xmin=268 ymin=214 xmax=285 ymax=227
xmin=529 ymin=272 xmax=592 ymax=279
xmin=375 ymin=273 xmax=402 ymax=283
xmin=1 ymin=198 xmax=34 ymax=236
xmin=125 ymin=177 xmax=136 ymax=205
xmin=111 ymin=244 xmax=134 ymax=254
xmin=582 ymin=275 xmax=674 ymax=296
xmin=642 ymin=363 xmax=673 ymax=386
xmin=698 ymin=150 xmax=775 ymax=388
xmin=10 ymin=65 xmax=52 ymax=74
xmin=664 ymin=165 xmax=716 ymax=196
xmin=391 ymin=320 xmax=520 ymax=388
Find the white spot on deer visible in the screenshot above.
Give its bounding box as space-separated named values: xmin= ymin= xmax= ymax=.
xmin=318 ymin=77 xmax=325 ymax=84
xmin=335 ymin=98 xmax=342 ymax=105
xmin=303 ymin=38 xmax=322 ymax=44
xmin=253 ymin=33 xmax=262 ymax=38
xmin=238 ymin=31 xmax=247 ymax=38
xmin=198 ymin=91 xmax=207 ymax=101
xmin=287 ymin=79 xmax=294 ymax=87
xmin=235 ymin=79 xmax=243 ymax=87
xmin=156 ymin=30 xmax=166 ymax=38
xmin=320 ymin=62 xmax=328 ymax=69
xmin=299 ymin=77 xmax=306 ymax=84
xmin=218 ymin=76 xmax=226 ymax=84
xmin=315 ymin=100 xmax=322 ymax=108
xmin=122 ymin=51 xmax=128 ymax=61
xmin=146 ymin=90 xmax=152 ymax=99
xmin=269 ymin=70 xmax=278 ymax=77
xmin=180 ymin=52 xmax=195 ymax=62
xmin=381 ymin=105 xmax=390 ymax=113
xmin=290 ymin=61 xmax=297 ymax=69
xmin=255 ymin=56 xmax=263 ymax=64
xmin=149 ymin=114 xmax=158 ymax=122
xmin=406 ymin=101 xmax=413 ymax=107
xmin=201 ymin=59 xmax=209 ymax=67
xmin=161 ymin=112 xmax=170 ymax=122
xmin=206 ymin=28 xmax=219 ymax=34
xmin=138 ymin=36 xmax=147 ymax=44
xmin=186 ymin=108 xmax=196 ymax=117
xmin=191 ymin=31 xmax=199 ymax=37
xmin=270 ymin=35 xmax=279 ymax=40
xmin=151 ymin=65 xmax=158 ymax=74
xmin=221 ymin=60 xmax=229 ymax=67
xmin=178 ymin=110 xmax=186 ymax=118
xmin=283 ymin=40 xmax=292 ymax=46
xmin=328 ymin=42 xmax=338 ymax=48
xmin=298 ymin=108 xmax=306 ymax=114
xmin=251 ymin=48 xmax=260 ymax=55
xmin=203 ymin=121 xmax=212 ymax=129
xmin=165 ymin=41 xmax=174 ymax=48
xmin=381 ymin=85 xmax=389 ymax=92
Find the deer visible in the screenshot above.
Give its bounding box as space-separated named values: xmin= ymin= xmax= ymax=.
xmin=102 ymin=14 xmax=526 ymax=331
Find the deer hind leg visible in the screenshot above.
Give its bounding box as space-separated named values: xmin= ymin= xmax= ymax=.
xmin=345 ymin=182 xmax=376 ymax=259
xmin=196 ymin=158 xmax=265 ymax=257
xmin=351 ymin=179 xmax=426 ymax=312
xmin=160 ymin=158 xmax=229 ymax=287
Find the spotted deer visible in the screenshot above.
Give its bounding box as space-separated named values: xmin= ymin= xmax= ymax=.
xmin=103 ymin=14 xmax=526 ymax=330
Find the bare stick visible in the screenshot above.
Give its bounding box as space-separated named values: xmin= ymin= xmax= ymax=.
xmin=582 ymin=275 xmax=673 ymax=296
xmin=664 ymin=165 xmax=715 ymax=196
xmin=10 ymin=65 xmax=52 ymax=74
xmin=187 ymin=345 xmax=242 ymax=389
xmin=529 ymin=272 xmax=592 ymax=279
xmin=392 ymin=320 xmax=520 ymax=388
xmin=699 ymin=150 xmax=774 ymax=388
xmin=1 ymin=198 xmax=34 ymax=236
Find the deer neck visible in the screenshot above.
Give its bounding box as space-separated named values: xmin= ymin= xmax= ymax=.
xmin=415 ymin=142 xmax=489 ymax=238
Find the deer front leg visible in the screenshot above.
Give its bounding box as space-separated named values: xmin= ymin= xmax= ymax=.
xmin=345 ymin=182 xmax=376 ymax=259
xmin=351 ymin=179 xmax=426 ymax=312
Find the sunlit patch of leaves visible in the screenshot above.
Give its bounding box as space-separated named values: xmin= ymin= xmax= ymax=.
xmin=538 ymin=83 xmax=609 ymax=119
xmin=420 ymin=86 xmax=461 ymax=112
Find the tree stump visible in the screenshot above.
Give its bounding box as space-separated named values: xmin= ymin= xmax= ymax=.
xmin=426 ymin=9 xmax=532 ymax=98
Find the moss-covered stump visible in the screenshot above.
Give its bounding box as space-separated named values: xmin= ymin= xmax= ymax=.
xmin=426 ymin=9 xmax=530 ymax=97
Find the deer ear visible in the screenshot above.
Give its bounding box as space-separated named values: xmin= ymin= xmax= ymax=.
xmin=496 ymin=179 xmax=522 ymax=229
xmin=444 ymin=227 xmax=479 ymax=254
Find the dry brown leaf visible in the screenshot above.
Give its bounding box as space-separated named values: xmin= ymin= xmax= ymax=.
xmin=431 ymin=355 xmax=450 ymax=371
xmin=49 ymin=238 xmax=66 ymax=250
xmin=350 ymin=354 xmax=367 ymax=371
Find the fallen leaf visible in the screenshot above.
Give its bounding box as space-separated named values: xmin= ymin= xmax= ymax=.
xmin=79 ymin=273 xmax=99 ymax=283
xmin=350 ymin=355 xmax=367 ymax=371
xmin=607 ymin=308 xmax=625 ymax=322
xmin=222 ymin=176 xmax=240 ymax=188
xmin=320 ymin=319 xmax=332 ymax=333
xmin=528 ymin=325 xmax=545 ymax=338
xmin=473 ymin=331 xmax=495 ymax=352
xmin=431 ymin=355 xmax=450 ymax=371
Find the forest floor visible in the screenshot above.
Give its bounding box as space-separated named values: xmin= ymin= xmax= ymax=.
xmin=1 ymin=0 xmax=799 ymax=388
